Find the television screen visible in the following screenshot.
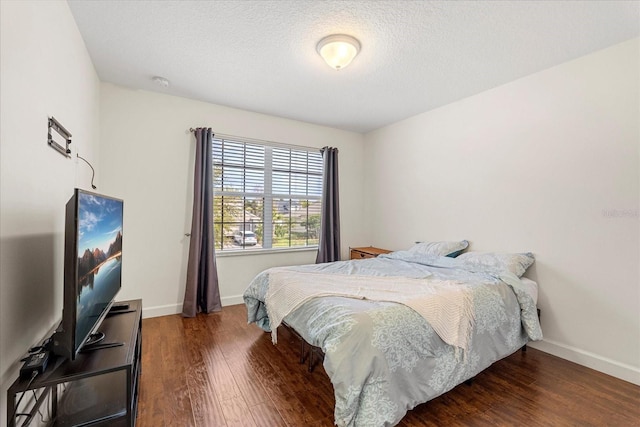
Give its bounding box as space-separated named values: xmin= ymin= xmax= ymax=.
xmin=53 ymin=189 xmax=123 ymax=360
xmin=75 ymin=191 xmax=123 ymax=347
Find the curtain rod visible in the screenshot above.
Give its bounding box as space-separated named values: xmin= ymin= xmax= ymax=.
xmin=188 ymin=128 xmax=319 ymax=152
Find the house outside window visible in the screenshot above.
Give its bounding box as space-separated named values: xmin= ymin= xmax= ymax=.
xmin=213 ymin=135 xmax=323 ymax=252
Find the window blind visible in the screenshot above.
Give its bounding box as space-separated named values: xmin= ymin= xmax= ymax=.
xmin=213 ymin=136 xmax=323 ymax=251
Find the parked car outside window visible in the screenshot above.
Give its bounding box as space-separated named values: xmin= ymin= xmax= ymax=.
xmin=234 ymin=231 xmax=257 ymax=246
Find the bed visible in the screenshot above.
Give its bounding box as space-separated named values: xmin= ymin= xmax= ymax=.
xmin=243 ymin=243 xmax=542 ymax=426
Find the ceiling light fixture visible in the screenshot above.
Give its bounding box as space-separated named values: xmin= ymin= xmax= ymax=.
xmin=152 ymin=76 xmax=170 ymax=88
xmin=316 ymin=34 xmax=361 ymax=71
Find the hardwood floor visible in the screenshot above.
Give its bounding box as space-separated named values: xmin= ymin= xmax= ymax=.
xmin=137 ymin=304 xmax=640 ymax=426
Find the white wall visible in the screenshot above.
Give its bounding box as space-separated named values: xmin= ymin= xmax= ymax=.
xmin=364 ymin=39 xmax=640 ymax=385
xmin=98 ymin=83 xmax=365 ymax=318
xmin=0 ymin=0 xmax=101 ymax=421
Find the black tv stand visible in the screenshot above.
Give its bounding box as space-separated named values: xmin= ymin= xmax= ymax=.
xmin=7 ymin=299 xmax=142 ymax=427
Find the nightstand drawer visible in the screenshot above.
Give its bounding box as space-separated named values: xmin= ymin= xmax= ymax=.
xmin=350 ymin=246 xmax=392 ymax=260
xmin=351 ymin=250 xmax=375 ymax=259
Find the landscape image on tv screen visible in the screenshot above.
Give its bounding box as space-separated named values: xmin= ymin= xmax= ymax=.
xmin=75 ymin=192 xmax=123 ymax=345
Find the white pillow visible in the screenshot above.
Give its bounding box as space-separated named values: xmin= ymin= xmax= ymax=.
xmin=456 ymin=251 xmax=535 ymax=277
xmin=408 ymin=240 xmax=469 ymax=258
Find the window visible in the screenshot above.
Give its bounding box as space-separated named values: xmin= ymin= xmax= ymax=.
xmin=213 ymin=135 xmax=323 ymax=252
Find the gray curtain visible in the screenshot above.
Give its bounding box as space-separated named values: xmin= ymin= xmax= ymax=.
xmin=316 ymin=147 xmax=341 ymax=263
xmin=182 ymin=127 xmax=222 ymax=317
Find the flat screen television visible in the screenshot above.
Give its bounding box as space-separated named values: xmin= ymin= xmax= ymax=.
xmin=52 ymin=189 xmax=123 ymax=360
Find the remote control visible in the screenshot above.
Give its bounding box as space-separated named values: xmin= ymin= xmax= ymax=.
xmin=110 ymin=303 xmax=130 ymax=311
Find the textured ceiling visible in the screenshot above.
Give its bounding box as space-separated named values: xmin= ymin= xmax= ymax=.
xmin=67 ymin=0 xmax=639 ymax=133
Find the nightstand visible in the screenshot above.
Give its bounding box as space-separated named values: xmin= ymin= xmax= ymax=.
xmin=350 ymin=246 xmax=392 ymax=260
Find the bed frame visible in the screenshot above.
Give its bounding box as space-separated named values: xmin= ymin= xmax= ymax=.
xmin=282 ymin=321 xmax=324 ymax=372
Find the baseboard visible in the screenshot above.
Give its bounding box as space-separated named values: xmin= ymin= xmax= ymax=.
xmin=529 ymin=339 xmax=640 ymax=386
xmin=142 ymin=303 xmax=182 ymax=318
xmin=221 ymin=294 xmax=244 ymax=306
xmin=141 ymin=295 xmax=245 ymax=319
